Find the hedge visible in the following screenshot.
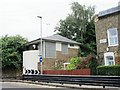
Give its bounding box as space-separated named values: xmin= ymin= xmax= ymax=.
xmin=97 ymin=65 xmax=120 ymax=76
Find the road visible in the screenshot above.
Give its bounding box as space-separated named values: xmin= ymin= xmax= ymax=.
xmin=0 ymin=82 xmax=85 ymax=90
xmin=1 ymin=82 xmax=62 ymax=88
xmin=0 ymin=82 xmax=120 ymax=90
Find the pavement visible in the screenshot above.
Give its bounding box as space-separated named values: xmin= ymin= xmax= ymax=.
xmin=1 ymin=79 xmax=120 ymax=90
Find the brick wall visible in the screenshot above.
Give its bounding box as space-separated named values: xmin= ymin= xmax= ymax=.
xmin=38 ymin=48 xmax=79 ymax=70
xmin=95 ymin=13 xmax=120 ymax=65
xmin=114 ymin=51 xmax=120 ymax=65
xmin=2 ymin=67 xmax=22 ymax=79
xmin=43 ymin=68 xmax=90 ymax=75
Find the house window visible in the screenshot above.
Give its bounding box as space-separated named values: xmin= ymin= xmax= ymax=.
xmin=62 ymin=43 xmax=68 ymax=54
xmin=70 ymin=44 xmax=74 ymax=47
xmin=104 ymin=52 xmax=115 ymax=66
xmin=45 ymin=42 xmax=56 ymax=58
xmin=107 ymin=28 xmax=118 ymax=46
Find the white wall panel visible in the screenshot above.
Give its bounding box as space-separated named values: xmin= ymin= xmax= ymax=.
xmin=23 ymin=50 xmax=39 ymax=74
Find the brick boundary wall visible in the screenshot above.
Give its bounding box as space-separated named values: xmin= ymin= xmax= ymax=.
xmin=43 ymin=68 xmax=90 ymax=75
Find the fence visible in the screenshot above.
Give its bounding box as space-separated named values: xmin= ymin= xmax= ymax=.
xmin=23 ymin=75 xmax=120 ymax=88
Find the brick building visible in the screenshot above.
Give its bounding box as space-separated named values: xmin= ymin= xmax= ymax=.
xmin=95 ymin=5 xmax=120 ymax=66
xmin=24 ymin=34 xmax=80 ymax=70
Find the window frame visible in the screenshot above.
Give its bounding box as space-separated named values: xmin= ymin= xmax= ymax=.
xmin=104 ymin=52 xmax=115 ymax=66
xmin=69 ymin=44 xmax=74 ymax=47
xmin=107 ymin=28 xmax=118 ymax=47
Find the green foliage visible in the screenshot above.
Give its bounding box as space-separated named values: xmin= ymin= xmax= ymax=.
xmin=54 ymin=61 xmax=63 ymax=70
xmin=88 ymin=57 xmax=98 ymax=75
xmin=66 ymin=54 xmax=98 ymax=75
xmin=55 ymin=2 xmax=96 ymax=56
xmin=97 ymin=65 xmax=120 ymax=76
xmin=76 ymin=54 xmax=98 ymax=75
xmin=66 ymin=57 xmax=80 ymax=70
xmin=0 ymin=35 xmax=28 ymax=68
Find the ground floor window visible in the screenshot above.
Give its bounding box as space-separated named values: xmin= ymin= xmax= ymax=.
xmin=104 ymin=52 xmax=115 ymax=66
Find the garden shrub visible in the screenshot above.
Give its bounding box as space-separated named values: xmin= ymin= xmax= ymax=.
xmin=97 ymin=65 xmax=120 ymax=76
xmin=66 ymin=57 xmax=80 ymax=70
xmin=88 ymin=57 xmax=98 ymax=75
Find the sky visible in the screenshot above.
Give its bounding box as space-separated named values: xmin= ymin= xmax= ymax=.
xmin=0 ymin=0 xmax=119 ymax=41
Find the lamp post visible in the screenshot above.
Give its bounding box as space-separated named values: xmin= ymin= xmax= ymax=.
xmin=37 ymin=16 xmax=43 ymax=75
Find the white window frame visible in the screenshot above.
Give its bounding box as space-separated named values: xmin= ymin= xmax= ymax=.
xmin=63 ymin=62 xmax=70 ymax=70
xmin=104 ymin=52 xmax=115 ymax=66
xmin=56 ymin=42 xmax=61 ymax=51
xmin=107 ymin=28 xmax=118 ymax=47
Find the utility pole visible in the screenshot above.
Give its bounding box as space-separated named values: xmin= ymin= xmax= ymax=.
xmin=37 ymin=16 xmax=43 ymax=75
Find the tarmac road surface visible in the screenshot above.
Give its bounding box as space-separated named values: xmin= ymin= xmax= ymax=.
xmin=1 ymin=82 xmax=62 ymax=88
xmin=1 ymin=82 xmax=120 ymax=90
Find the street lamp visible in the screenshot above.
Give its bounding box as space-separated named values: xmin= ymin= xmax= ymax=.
xmin=37 ymin=16 xmax=43 ymax=75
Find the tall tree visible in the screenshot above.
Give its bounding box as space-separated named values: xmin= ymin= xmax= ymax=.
xmin=0 ymin=35 xmax=28 ymax=68
xmin=55 ymin=2 xmax=96 ymax=56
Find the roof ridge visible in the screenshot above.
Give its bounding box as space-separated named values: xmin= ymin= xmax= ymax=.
xmin=43 ymin=34 xmax=80 ymax=44
xmin=26 ymin=34 xmax=81 ymax=45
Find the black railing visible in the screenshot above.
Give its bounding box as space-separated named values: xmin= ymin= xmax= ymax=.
xmin=23 ymin=75 xmax=120 ymax=88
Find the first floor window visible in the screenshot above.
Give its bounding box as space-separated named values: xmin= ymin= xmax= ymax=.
xmin=104 ymin=52 xmax=115 ymax=66
xmin=62 ymin=43 xmax=68 ymax=54
xmin=107 ymin=28 xmax=118 ymax=46
xmin=45 ymin=42 xmax=56 ymax=58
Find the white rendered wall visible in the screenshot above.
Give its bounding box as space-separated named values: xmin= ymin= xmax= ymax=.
xmin=23 ymin=50 xmax=39 ymax=74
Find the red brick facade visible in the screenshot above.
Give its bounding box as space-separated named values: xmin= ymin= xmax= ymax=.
xmin=38 ymin=48 xmax=79 ymax=70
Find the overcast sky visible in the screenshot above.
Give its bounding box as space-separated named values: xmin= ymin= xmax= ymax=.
xmin=0 ymin=0 xmax=119 ymax=41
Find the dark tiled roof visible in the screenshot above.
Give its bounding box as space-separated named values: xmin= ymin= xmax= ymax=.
xmin=43 ymin=34 xmax=79 ymax=44
xmin=98 ymin=6 xmax=120 ymax=17
xmin=26 ymin=34 xmax=80 ymax=45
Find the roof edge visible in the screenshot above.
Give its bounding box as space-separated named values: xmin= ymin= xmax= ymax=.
xmin=25 ymin=36 xmax=81 ymax=46
xmin=98 ymin=6 xmax=120 ymax=17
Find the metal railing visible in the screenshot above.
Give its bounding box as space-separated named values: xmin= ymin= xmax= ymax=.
xmin=23 ymin=75 xmax=120 ymax=88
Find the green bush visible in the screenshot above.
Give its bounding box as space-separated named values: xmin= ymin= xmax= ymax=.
xmin=1 ymin=35 xmax=28 ymax=68
xmin=66 ymin=57 xmax=80 ymax=70
xmin=88 ymin=58 xmax=98 ymax=75
xmin=97 ymin=65 xmax=120 ymax=76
